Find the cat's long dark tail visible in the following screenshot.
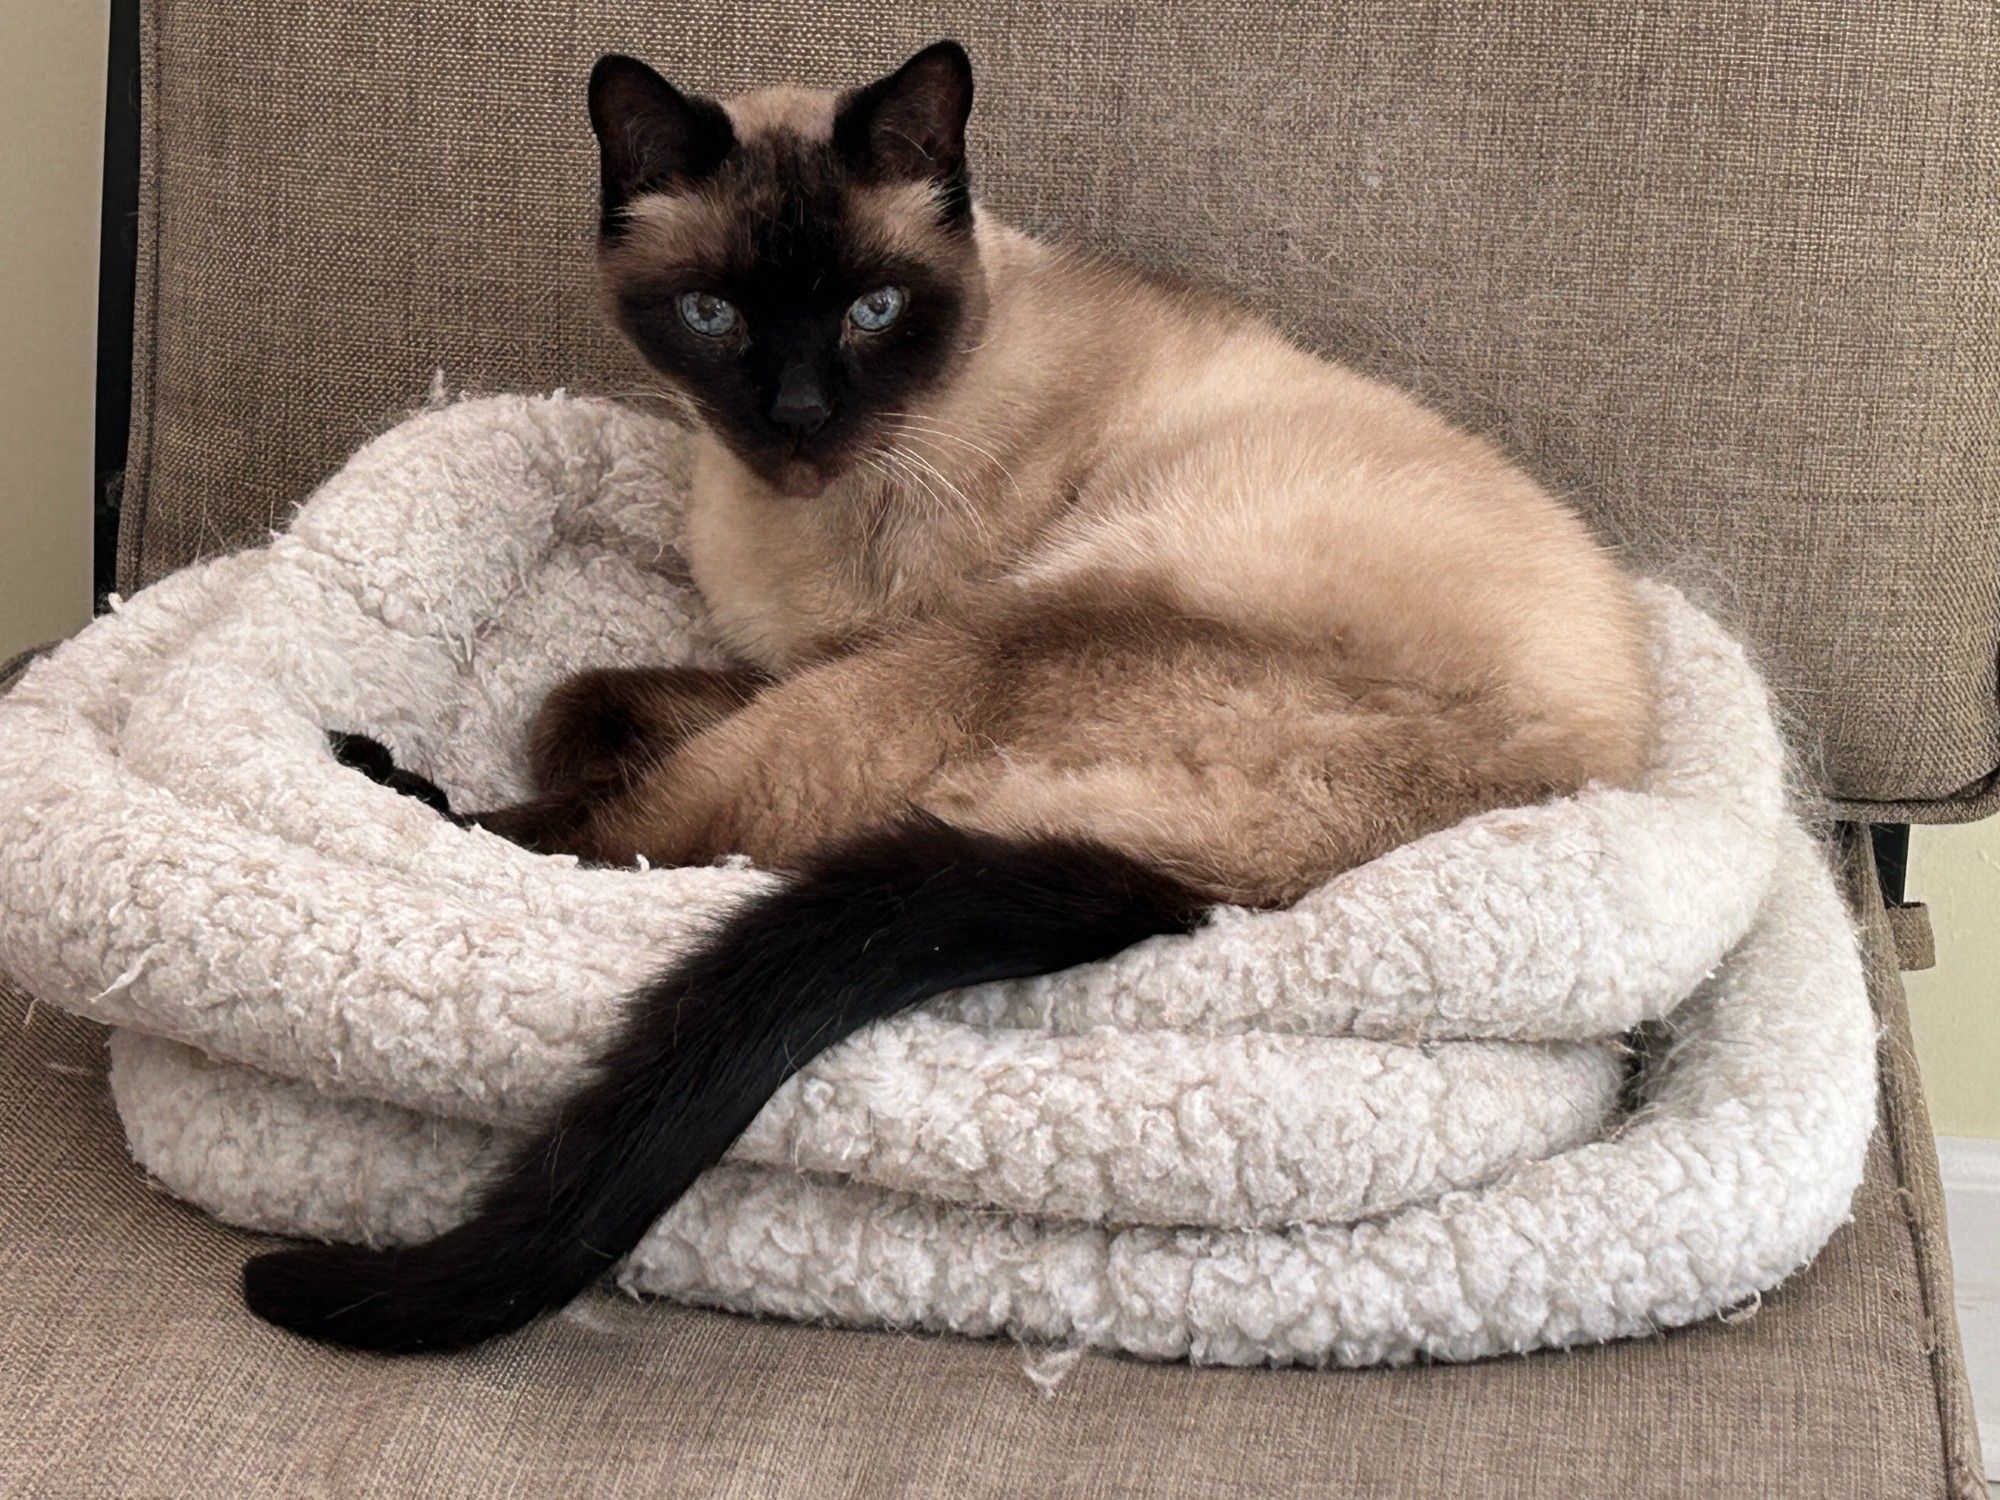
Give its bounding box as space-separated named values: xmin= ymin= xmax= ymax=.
xmin=241 ymin=816 xmax=1207 ymax=1354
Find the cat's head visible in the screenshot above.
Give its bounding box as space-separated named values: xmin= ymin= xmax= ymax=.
xmin=588 ymin=43 xmax=982 ymax=497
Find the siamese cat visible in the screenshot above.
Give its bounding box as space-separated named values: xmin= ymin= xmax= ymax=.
xmin=243 ymin=41 xmax=1651 ymax=1352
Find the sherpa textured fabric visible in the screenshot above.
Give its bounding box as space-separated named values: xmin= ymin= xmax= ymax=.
xmin=0 ymin=395 xmax=1875 ymax=1366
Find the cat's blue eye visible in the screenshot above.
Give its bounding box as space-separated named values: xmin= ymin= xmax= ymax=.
xmin=847 ymin=286 xmax=908 ymax=333
xmin=677 ymin=291 xmax=741 ymax=338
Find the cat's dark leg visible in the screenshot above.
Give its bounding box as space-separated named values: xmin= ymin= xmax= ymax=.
xmin=327 ymin=731 xmax=462 ymax=820
xmin=524 ymin=666 xmax=767 ymax=797
xmin=336 ymin=781 xmax=598 ymax=859
xmin=452 ymin=666 xmax=769 ymax=862
xmin=328 ymin=667 xmax=768 ymax=860
xmin=570 ymin=642 xmax=967 ymax=871
xmin=326 ymin=731 xmax=580 ymax=847
xmin=458 ymin=794 xmax=602 ymax=854
xmin=328 ymin=730 xmax=398 ymax=782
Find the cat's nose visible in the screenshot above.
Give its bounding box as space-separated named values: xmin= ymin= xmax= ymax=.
xmin=769 ymin=365 xmax=832 ymax=437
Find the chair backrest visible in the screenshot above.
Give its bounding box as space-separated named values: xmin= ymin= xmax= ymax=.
xmin=120 ymin=0 xmax=2000 ymax=818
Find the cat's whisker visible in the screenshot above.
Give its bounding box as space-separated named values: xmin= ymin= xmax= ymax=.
xmin=890 ymin=456 xmax=959 ymax=532
xmin=871 ymin=445 xmax=949 ymax=528
xmin=893 ymin=430 xmax=1011 ymax=484
xmin=840 ymin=451 xmax=904 ymax=582
xmin=876 ymin=419 xmax=992 ymax=489
xmin=879 ymin=442 xmax=989 ymax=542
xmin=882 ymin=413 xmax=1010 ymax=470
xmin=602 ymin=384 xmax=703 ymax=425
xmin=901 ymin=451 xmax=984 ymax=532
xmin=886 ymin=426 xmax=1019 ymax=515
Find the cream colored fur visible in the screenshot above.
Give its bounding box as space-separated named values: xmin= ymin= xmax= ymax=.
xmin=597 ymin=148 xmax=1652 ymax=905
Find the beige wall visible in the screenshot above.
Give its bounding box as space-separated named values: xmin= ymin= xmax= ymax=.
xmin=1909 ymin=824 xmax=2000 ymax=1139
xmin=0 ymin=1 xmax=106 ymax=665
xmin=0 ymin=1 xmax=1993 ymax=1139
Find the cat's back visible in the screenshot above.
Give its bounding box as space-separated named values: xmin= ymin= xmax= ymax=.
xmin=1002 ymin=236 xmax=1653 ymax=789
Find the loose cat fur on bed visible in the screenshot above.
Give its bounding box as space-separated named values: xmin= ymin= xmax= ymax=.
xmin=243 ymin=41 xmax=1652 ymax=1353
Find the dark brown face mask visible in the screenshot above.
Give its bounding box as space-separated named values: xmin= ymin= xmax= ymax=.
xmin=588 ymin=42 xmax=980 ymax=495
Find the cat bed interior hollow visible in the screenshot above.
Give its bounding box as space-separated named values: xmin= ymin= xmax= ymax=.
xmin=0 ymin=394 xmax=1875 ymax=1366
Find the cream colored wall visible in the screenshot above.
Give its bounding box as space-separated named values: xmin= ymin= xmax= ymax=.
xmin=0 ymin=1 xmax=107 ymax=665
xmin=0 ymin=0 xmax=1993 ymax=1140
xmin=1909 ymin=824 xmax=2000 ymax=1140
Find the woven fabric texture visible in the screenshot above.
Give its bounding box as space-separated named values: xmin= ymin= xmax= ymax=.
xmin=0 ymin=831 xmax=1982 ymax=1497
xmin=123 ymin=0 xmax=2000 ymax=813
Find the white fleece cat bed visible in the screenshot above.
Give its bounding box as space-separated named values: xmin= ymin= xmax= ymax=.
xmin=0 ymin=394 xmax=1875 ymax=1366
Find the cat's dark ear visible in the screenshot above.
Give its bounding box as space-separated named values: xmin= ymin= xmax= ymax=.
xmin=834 ymin=41 xmax=975 ymax=224
xmin=587 ymin=55 xmax=735 ymax=239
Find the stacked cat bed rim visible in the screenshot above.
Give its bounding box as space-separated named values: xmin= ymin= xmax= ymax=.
xmin=0 ymin=394 xmax=1873 ymax=1366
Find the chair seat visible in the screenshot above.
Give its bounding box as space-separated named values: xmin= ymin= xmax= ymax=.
xmin=0 ymin=835 xmax=1982 ymax=1498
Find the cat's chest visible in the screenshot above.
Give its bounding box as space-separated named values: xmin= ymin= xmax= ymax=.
xmin=680 ymin=479 xmax=938 ymax=669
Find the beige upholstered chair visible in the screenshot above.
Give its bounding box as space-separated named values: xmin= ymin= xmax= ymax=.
xmin=3 ymin=3 xmax=1991 ymax=1493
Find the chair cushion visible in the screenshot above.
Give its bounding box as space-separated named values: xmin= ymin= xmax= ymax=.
xmin=0 ymin=832 xmax=1982 ymax=1496
xmin=121 ymin=0 xmax=2000 ymax=816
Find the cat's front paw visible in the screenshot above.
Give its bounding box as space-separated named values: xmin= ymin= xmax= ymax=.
xmin=525 ymin=666 xmax=764 ymax=795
